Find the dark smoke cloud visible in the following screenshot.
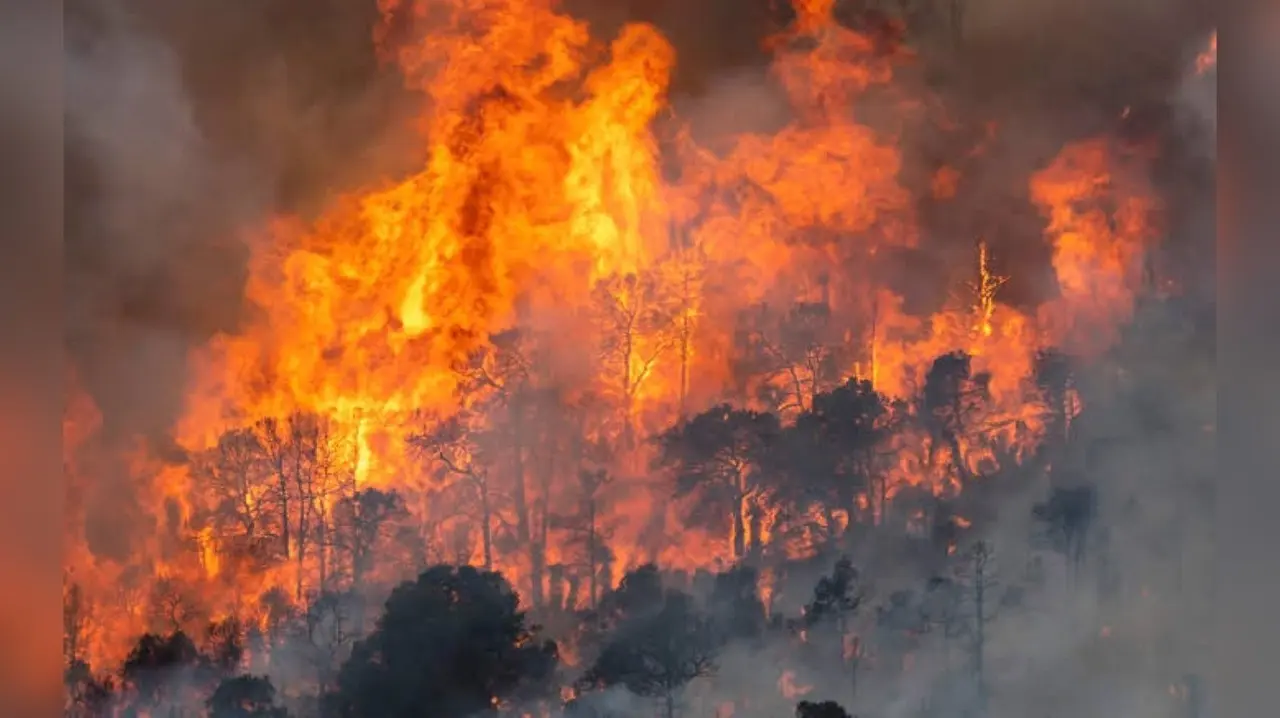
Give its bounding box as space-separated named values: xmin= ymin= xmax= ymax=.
xmin=65 ymin=0 xmax=418 ymax=561
xmin=66 ymin=0 xmax=417 ymax=443
xmin=65 ymin=0 xmax=1215 ymax=571
xmin=65 ymin=0 xmax=1214 ymax=437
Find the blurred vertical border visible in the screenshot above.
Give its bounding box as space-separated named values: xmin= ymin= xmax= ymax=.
xmin=0 ymin=1 xmax=64 ymax=715
xmin=1216 ymin=3 xmax=1280 ymax=717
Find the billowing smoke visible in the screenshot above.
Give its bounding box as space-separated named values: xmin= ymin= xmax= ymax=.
xmin=66 ymin=0 xmax=416 ymax=435
xmin=65 ymin=1 xmax=1215 ymax=717
xmin=65 ymin=0 xmax=417 ymax=559
xmin=65 ymin=0 xmax=1212 ymax=439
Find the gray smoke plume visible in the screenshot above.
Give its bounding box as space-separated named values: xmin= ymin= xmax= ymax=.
xmin=65 ymin=0 xmax=417 ymax=560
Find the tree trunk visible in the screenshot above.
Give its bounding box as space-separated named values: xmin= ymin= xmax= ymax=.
xmin=974 ymin=561 xmax=987 ymax=713
xmin=622 ymin=329 xmax=636 ymax=451
xmin=679 ymin=278 xmax=691 ymax=420
xmin=295 ymin=481 xmax=310 ymax=601
xmin=587 ymin=499 xmax=599 ymax=608
xmin=548 ymin=564 xmax=565 ymax=612
xmin=480 ymin=478 xmax=493 ymax=570
xmin=317 ymin=509 xmax=329 ymax=593
xmin=533 ymin=440 xmax=555 ymax=610
xmin=512 ymin=423 xmax=539 ymax=605
xmin=732 ymin=491 xmax=747 ymax=561
xmin=275 ymin=465 xmax=290 ymax=565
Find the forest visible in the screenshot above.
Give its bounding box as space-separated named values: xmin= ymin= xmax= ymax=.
xmin=64 ymin=290 xmax=1215 ymax=717
xmin=64 ymin=0 xmax=1216 ymax=716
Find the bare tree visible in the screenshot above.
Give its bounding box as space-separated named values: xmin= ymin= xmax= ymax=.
xmin=661 ymin=235 xmax=707 ymax=421
xmin=195 ymin=428 xmax=274 ymax=549
xmin=462 ymin=329 xmax=546 ymax=604
xmin=593 ymin=270 xmax=681 ymax=450
xmin=733 ymin=298 xmax=849 ymax=418
xmin=582 ymin=589 xmax=718 ymax=718
xmin=333 ymin=488 xmax=407 ymax=589
xmin=552 ymin=468 xmax=622 ymax=609
xmin=247 ymin=413 xmax=343 ymax=600
xmin=950 ymin=540 xmax=1021 ymax=714
xmin=304 ymin=590 xmax=357 ymax=690
xmin=920 ymin=352 xmax=991 ymax=486
xmin=804 ymin=557 xmax=869 ymax=703
xmin=63 ymin=578 xmax=90 ymax=667
xmin=150 ymin=576 xmax=202 ymax=634
xmin=409 ymin=413 xmax=500 ymax=570
xmin=656 ymin=405 xmax=780 ymax=560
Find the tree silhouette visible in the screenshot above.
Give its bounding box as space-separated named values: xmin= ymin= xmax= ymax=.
xmin=550 ymin=468 xmax=622 ymax=610
xmin=1032 ymin=484 xmax=1098 ymax=580
xmin=121 ymin=630 xmax=199 ymax=690
xmin=951 ymin=540 xmax=1021 ymax=712
xmin=409 ymin=415 xmax=501 ymax=570
xmin=920 ymin=352 xmax=991 ymax=485
xmin=118 ymin=630 xmax=219 ymax=717
xmin=803 ymin=557 xmax=868 ymax=702
xmin=249 ymin=413 xmax=354 ymax=601
xmin=707 ymin=565 xmax=767 ymax=644
xmin=581 ymin=588 xmax=717 ymax=718
xmin=780 ymin=379 xmax=892 ymax=532
xmin=324 ymin=565 xmax=557 ymax=718
xmin=207 ymin=675 xmax=290 ymax=718
xmin=303 ymin=589 xmax=358 ymax=690
xmin=592 ymin=270 xmax=682 ymax=449
xmin=460 ymin=328 xmax=554 ymax=609
xmin=594 ymin=564 xmax=665 ymax=625
xmin=656 ymin=405 xmax=780 ymax=560
xmin=732 ymin=300 xmax=847 ymax=417
xmin=332 ymin=487 xmax=407 ymax=587
xmin=204 ymin=616 xmax=246 ymax=672
xmin=194 ymin=427 xmax=276 ymax=565
xmin=64 ymin=659 xmax=115 ymax=718
xmin=1033 ymin=348 xmax=1077 ymax=446
xmin=63 ymin=579 xmax=90 ymax=667
xmin=796 ymin=699 xmax=853 ymax=718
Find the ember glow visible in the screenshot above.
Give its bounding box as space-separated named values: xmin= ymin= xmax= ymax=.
xmin=65 ymin=0 xmax=1165 ymax=681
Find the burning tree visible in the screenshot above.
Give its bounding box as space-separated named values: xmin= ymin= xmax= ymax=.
xmin=655 ymin=406 xmax=781 ymax=561
xmin=802 ymin=557 xmax=869 ymax=704
xmin=207 ymin=675 xmax=290 ymax=718
xmin=593 ymin=270 xmax=684 ymax=450
xmin=581 ymin=588 xmax=718 ymax=718
xmin=409 ymin=413 xmax=501 ymax=571
xmin=324 ymin=565 xmax=557 ymax=718
xmin=776 ymin=379 xmax=893 ymax=536
xmin=732 ymin=299 xmax=850 ymax=418
xmin=330 ymin=488 xmax=407 ymax=590
xmin=61 ymin=0 xmax=1190 ymax=709
xmin=919 ymin=351 xmax=992 ymax=487
xmin=551 ymin=468 xmax=623 ymax=610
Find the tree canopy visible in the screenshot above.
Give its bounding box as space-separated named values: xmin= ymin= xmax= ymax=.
xmin=324 ymin=565 xmax=558 ymax=718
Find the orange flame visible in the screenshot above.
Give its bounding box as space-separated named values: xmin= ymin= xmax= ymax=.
xmin=64 ymin=0 xmax=1167 ymax=674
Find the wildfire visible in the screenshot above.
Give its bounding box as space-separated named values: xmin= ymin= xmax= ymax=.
xmin=1030 ymin=138 xmax=1156 ymax=357
xmin=65 ymin=0 xmax=1165 ymax=676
